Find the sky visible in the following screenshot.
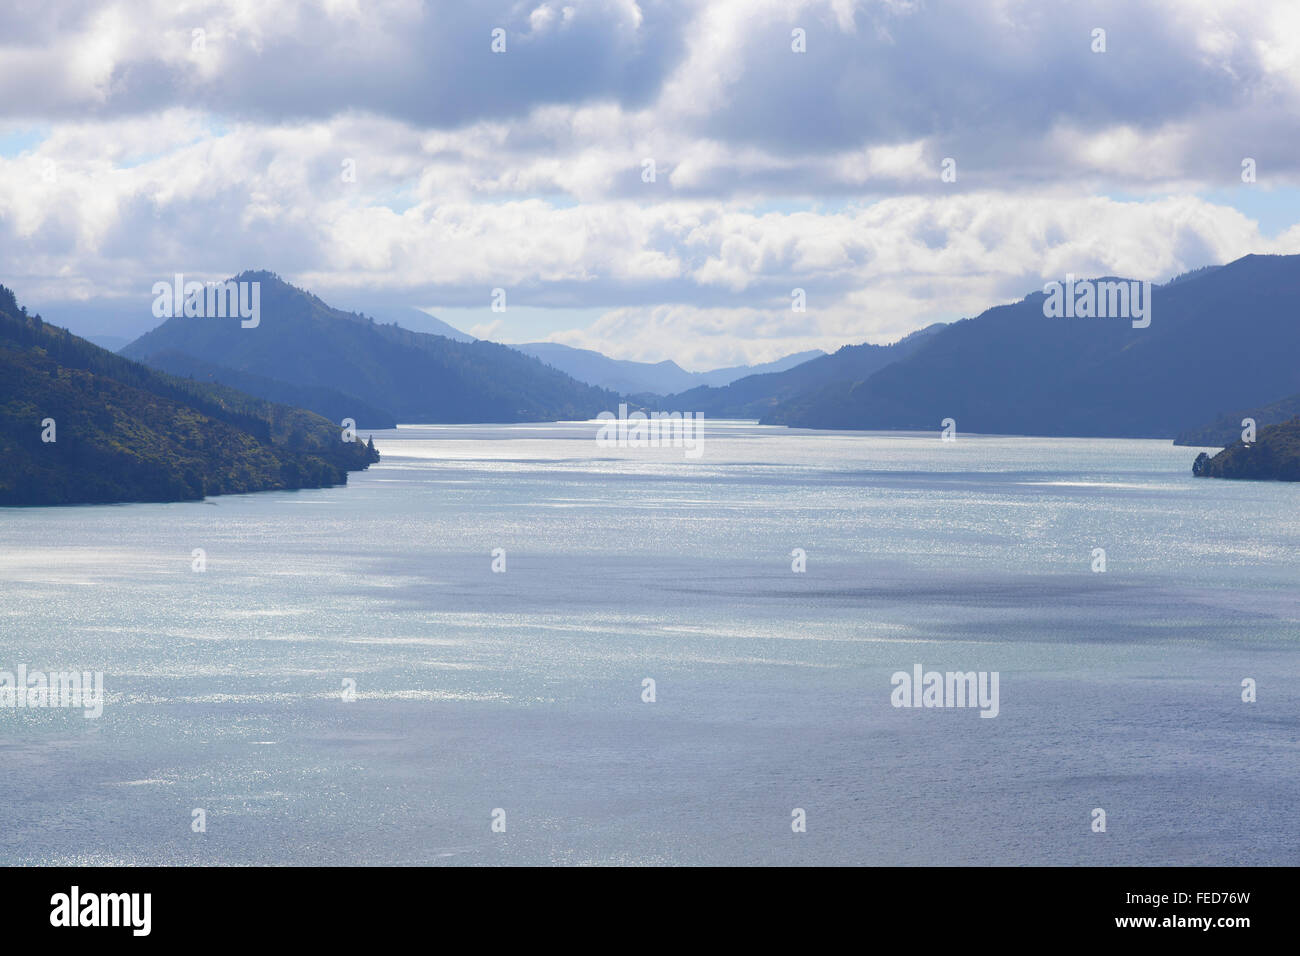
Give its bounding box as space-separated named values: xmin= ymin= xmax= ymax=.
xmin=2 ymin=0 xmax=1300 ymax=370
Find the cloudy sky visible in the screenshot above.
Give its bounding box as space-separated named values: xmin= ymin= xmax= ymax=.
xmin=3 ymin=0 xmax=1299 ymax=369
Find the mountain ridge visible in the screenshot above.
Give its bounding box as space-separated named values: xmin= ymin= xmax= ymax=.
xmin=122 ymin=271 xmax=619 ymax=427
xmin=515 ymin=341 xmax=826 ymax=395
xmin=767 ymin=254 xmax=1300 ymax=438
xmin=0 ymin=284 xmax=378 ymax=507
xmin=658 ymin=323 xmax=946 ymax=420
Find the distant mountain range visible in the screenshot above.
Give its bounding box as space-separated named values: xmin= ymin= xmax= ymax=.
xmin=121 ymin=272 xmax=617 ymax=427
xmin=764 ymin=254 xmax=1300 ymax=439
xmin=0 ymin=284 xmax=377 ymax=507
xmin=86 ymin=333 xmax=132 ymax=352
xmin=343 ymin=305 xmax=476 ymax=343
xmin=11 ymin=249 xmax=1300 ymax=507
xmin=654 ymin=324 xmax=945 ymax=419
xmin=514 ymin=342 xmax=826 ymax=396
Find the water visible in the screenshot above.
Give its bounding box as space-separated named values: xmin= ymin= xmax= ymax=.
xmin=1 ymin=422 xmax=1296 ymax=865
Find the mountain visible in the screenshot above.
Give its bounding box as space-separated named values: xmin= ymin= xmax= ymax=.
xmin=343 ymin=305 xmax=476 ymax=342
xmin=0 ymin=284 xmax=378 ymax=507
xmin=694 ymin=351 xmax=827 ymax=387
xmin=86 ymin=333 xmax=131 ymax=352
xmin=515 ymin=342 xmax=696 ymax=394
xmin=1174 ymin=391 xmax=1300 ymax=447
xmin=141 ymin=349 xmax=398 ymax=429
xmin=1193 ymin=417 xmax=1300 ymax=481
xmin=121 ymin=272 xmax=617 ymax=427
xmin=771 ymin=255 xmax=1300 ymax=437
xmin=514 ymin=342 xmax=825 ymax=396
xmin=658 ymin=324 xmax=945 ymax=419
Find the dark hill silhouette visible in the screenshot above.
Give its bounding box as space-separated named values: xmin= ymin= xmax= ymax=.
xmin=659 ymin=324 xmax=945 ymax=419
xmin=122 ymin=272 xmax=617 ymax=426
xmin=0 ymin=284 xmax=377 ymax=507
xmin=142 ymin=349 xmax=398 ymax=429
xmin=770 ymin=255 xmax=1300 ymax=438
xmin=1194 ymin=417 xmax=1300 ymax=481
xmin=1175 ymin=391 xmax=1300 ymax=447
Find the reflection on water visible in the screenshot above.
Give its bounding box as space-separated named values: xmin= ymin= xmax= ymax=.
xmin=0 ymin=423 xmax=1296 ymax=865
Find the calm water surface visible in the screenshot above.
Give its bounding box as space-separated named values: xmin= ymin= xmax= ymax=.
xmin=1 ymin=422 xmax=1296 ymax=865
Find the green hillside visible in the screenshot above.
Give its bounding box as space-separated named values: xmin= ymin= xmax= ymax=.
xmin=1193 ymin=417 xmax=1300 ymax=481
xmin=0 ymin=284 xmax=379 ymax=506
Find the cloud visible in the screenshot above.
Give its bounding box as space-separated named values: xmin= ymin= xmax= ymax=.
xmin=467 ymin=317 xmax=506 ymax=340
xmin=0 ymin=0 xmax=688 ymax=125
xmin=3 ymin=0 xmax=1300 ymax=365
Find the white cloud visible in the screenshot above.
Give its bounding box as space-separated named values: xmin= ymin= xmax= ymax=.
xmin=3 ymin=0 xmax=1300 ymax=366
